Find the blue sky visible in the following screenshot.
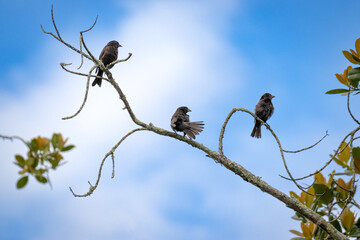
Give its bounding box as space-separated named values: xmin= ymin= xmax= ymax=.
xmin=1 ymin=0 xmax=360 ymax=239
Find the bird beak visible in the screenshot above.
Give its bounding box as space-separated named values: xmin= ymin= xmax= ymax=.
xmin=272 ymin=96 xmax=275 ymax=98
xmin=188 ymin=109 xmax=192 ymax=112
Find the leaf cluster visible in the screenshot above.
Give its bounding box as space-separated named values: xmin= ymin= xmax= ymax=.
xmin=326 ymin=38 xmax=360 ymax=95
xmin=289 ymin=144 xmax=360 ymax=239
xmin=14 ymin=133 xmax=74 ymax=189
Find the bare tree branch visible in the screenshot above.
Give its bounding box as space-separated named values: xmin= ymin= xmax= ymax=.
xmin=70 ymin=127 xmax=147 ymax=197
xmin=0 ymin=134 xmax=27 ymax=146
xmin=62 ymin=65 xmax=96 ymax=120
xmin=78 ymin=15 xmax=98 ymax=69
xmin=283 ymin=131 xmax=329 ymax=153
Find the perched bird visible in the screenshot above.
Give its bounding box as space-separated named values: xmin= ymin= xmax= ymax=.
xmin=171 ymin=106 xmax=204 ymax=140
xmin=92 ymin=40 xmax=122 ymax=87
xmin=250 ymin=93 xmax=275 ymax=138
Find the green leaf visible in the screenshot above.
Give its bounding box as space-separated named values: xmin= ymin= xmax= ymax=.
xmin=16 ymin=176 xmax=29 ymax=189
xmin=51 ymin=133 xmax=60 ymax=149
xmin=349 ymin=225 xmax=360 ymax=237
xmin=325 ymin=89 xmax=350 ymax=94
xmin=290 ymin=238 xmax=307 ymax=240
xmin=31 ymin=157 xmax=39 ymax=169
xmin=312 ymin=184 xmax=333 ymax=205
xmin=348 ymin=73 xmax=360 ymax=88
xmin=352 ymin=147 xmax=360 ymax=174
xmin=15 ymin=155 xmax=25 ymax=166
xmin=348 ymin=67 xmax=360 ymax=76
xmin=28 ymin=139 xmax=38 ymax=152
xmin=330 ymin=218 xmax=342 ymax=232
xmin=60 ymin=144 xmax=75 ymax=152
xmin=35 ymin=175 xmax=48 ymax=184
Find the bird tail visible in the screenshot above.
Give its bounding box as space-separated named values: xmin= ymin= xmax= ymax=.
xmin=92 ymin=68 xmax=103 ymax=87
xmin=183 ymin=121 xmax=205 ymax=140
xmin=250 ymin=120 xmax=261 ymax=138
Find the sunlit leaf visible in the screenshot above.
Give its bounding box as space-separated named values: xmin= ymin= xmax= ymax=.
xmin=301 ymin=222 xmax=312 ymax=240
xmin=35 ymin=136 xmax=49 ymax=150
xmin=16 ymin=176 xmax=28 ymax=189
xmin=343 ymin=50 xmax=360 ymax=64
xmin=335 ymin=73 xmax=349 ymax=86
xmin=338 ymin=142 xmax=350 ymax=165
xmin=290 ymin=191 xmax=301 ymax=200
xmin=331 ymin=154 xmax=347 ymax=168
xmin=336 ymin=178 xmax=348 ymax=199
xmin=314 ymin=172 xmax=326 ymax=184
xmin=327 ymin=171 xmax=335 ymax=187
xmin=355 ymin=38 xmax=360 ymax=57
xmin=341 ymin=207 xmax=355 ymax=232
xmin=350 ymin=49 xmax=358 ymax=56
xmin=289 ymin=230 xmax=303 ymax=237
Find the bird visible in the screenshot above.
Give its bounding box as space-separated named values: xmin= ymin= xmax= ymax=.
xmin=92 ymin=40 xmax=122 ymax=87
xmin=171 ymin=106 xmax=205 ymax=140
xmin=250 ymin=93 xmax=275 ymax=138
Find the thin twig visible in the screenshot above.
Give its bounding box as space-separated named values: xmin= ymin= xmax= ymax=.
xmin=106 ymin=53 xmax=133 ymax=69
xmin=60 ymin=63 xmax=109 ymax=81
xmin=70 ymin=127 xmax=147 ymax=197
xmin=51 ymin=5 xmax=62 ymax=41
xmin=78 ymin=15 xmax=98 ymax=70
xmin=347 ymin=89 xmax=360 ymax=125
xmin=0 ymin=134 xmax=28 ymax=146
xmin=62 ymin=65 xmax=96 ymax=120
xmin=283 ymin=131 xmax=329 ymax=153
xmin=280 ymin=129 xmax=358 ymax=181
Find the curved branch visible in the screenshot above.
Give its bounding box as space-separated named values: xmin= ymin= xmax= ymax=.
xmin=62 ymin=65 xmax=96 ymax=120
xmin=218 ymin=108 xmax=237 ymax=155
xmin=70 ymin=127 xmax=147 ymax=197
xmin=283 ymin=131 xmax=329 ymax=153
xmin=218 ymin=108 xmax=314 ymax=195
xmin=347 ymin=89 xmax=360 ymax=125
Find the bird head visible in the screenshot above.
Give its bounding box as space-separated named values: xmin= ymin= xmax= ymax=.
xmin=261 ymin=93 xmax=275 ymax=100
xmin=178 ymin=106 xmax=191 ymax=113
xmin=108 ymin=40 xmax=122 ymax=48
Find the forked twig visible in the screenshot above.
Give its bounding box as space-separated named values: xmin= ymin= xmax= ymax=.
xmin=62 ymin=65 xmax=96 ymax=120
xmin=78 ymin=15 xmax=98 ymax=69
xmin=70 ymin=127 xmax=147 ymax=197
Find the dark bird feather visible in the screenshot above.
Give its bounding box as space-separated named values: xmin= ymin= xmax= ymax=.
xmin=171 ymin=106 xmax=204 ymax=140
xmin=92 ymin=40 xmax=122 ymax=87
xmin=250 ymin=93 xmax=275 ymax=138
